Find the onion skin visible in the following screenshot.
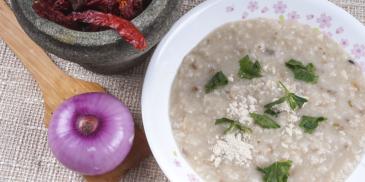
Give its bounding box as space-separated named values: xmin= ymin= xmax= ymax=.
xmin=48 ymin=93 xmax=135 ymax=175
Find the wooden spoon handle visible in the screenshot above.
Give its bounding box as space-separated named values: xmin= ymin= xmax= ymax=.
xmin=0 ymin=1 xmax=66 ymax=91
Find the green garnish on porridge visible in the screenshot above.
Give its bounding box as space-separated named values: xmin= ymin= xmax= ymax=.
xmin=205 ymin=71 xmax=228 ymax=93
xmin=239 ymin=55 xmax=262 ymax=79
xmin=215 ymin=118 xmax=252 ymax=134
xmin=286 ymin=59 xmax=319 ymax=83
xmin=264 ymin=82 xmax=307 ymax=114
xmin=250 ymin=113 xmax=280 ymax=129
xmin=299 ymin=116 xmax=327 ymax=134
xmin=257 ymin=160 xmax=292 ymax=182
xmin=278 ymin=81 xmax=308 ymax=110
xmin=170 ymin=18 xmax=365 ymax=182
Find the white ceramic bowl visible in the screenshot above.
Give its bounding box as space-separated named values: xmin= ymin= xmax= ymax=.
xmin=142 ymin=0 xmax=365 ymax=181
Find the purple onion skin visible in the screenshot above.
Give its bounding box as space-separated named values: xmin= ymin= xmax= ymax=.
xmin=48 ymin=93 xmax=135 ymax=175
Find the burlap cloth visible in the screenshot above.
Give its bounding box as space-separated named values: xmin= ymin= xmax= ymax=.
xmin=0 ymin=0 xmax=364 ymax=181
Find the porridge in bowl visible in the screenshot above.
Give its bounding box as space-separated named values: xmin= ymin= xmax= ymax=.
xmin=170 ymin=18 xmax=365 ymax=182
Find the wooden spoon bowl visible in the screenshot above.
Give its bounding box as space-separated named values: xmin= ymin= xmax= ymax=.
xmin=0 ymin=1 xmax=150 ymax=181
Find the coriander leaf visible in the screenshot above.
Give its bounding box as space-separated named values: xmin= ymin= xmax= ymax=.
xmin=299 ymin=116 xmax=327 ymax=134
xmin=215 ymin=118 xmax=252 ymax=134
xmin=215 ymin=118 xmax=231 ymax=125
xmin=239 ymin=55 xmax=262 ymax=79
xmin=249 ymin=113 xmax=280 ymax=129
xmin=264 ymin=97 xmax=286 ymax=117
xmin=286 ymin=59 xmax=318 ymax=83
xmin=278 ymin=81 xmax=291 ymax=94
xmin=264 ymin=82 xmax=308 ymax=114
xmin=264 ymin=97 xmax=286 ymax=109
xmin=235 ymin=124 xmax=252 ymax=134
xmin=279 ymin=82 xmax=308 ymax=110
xmin=222 ymin=123 xmax=236 ymax=134
xmin=287 ymin=93 xmax=307 ymax=110
xmin=264 ymin=108 xmax=281 ymax=117
xmin=205 ymin=71 xmax=228 ymax=93
xmin=257 ymin=160 xmax=292 ymax=182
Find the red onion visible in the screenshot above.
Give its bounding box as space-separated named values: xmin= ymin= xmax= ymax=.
xmin=48 ymin=93 xmax=134 ymax=175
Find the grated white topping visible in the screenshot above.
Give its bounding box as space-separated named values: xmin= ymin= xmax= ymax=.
xmin=210 ymin=133 xmax=253 ymax=167
xmin=226 ymin=95 xmax=257 ymax=125
xmin=274 ymin=102 xmax=303 ymax=137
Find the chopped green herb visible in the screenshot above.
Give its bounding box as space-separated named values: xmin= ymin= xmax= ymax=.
xmin=257 ymin=160 xmax=292 ymax=182
xmin=239 ymin=55 xmax=262 ymax=79
xmin=205 ymin=71 xmax=228 ymax=93
xmin=249 ymin=113 xmax=280 ymax=129
xmin=264 ymin=108 xmax=281 ymax=117
xmin=286 ymin=59 xmax=318 ymax=83
xmin=264 ymin=82 xmax=308 ymax=115
xmin=215 ymin=118 xmax=252 ymax=134
xmin=264 ymin=97 xmax=286 ymax=109
xmin=264 ymin=97 xmax=286 ymax=117
xmin=282 ymin=84 xmax=308 ymax=110
xmin=299 ymin=116 xmax=327 ymax=134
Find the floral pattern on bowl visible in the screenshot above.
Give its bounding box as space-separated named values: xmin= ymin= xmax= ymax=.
xmin=235 ymin=0 xmax=365 ymax=72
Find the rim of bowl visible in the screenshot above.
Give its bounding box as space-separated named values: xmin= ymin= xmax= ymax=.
xmin=142 ymin=0 xmax=219 ymax=180
xmin=19 ymin=0 xmax=167 ymax=46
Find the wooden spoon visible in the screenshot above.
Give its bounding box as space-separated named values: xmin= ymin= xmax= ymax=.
xmin=0 ymin=1 xmax=150 ymax=181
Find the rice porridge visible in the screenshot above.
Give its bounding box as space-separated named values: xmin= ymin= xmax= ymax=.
xmin=169 ymin=18 xmax=365 ymax=182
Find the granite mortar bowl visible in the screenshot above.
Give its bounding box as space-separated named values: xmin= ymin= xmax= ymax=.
xmin=11 ymin=0 xmax=182 ymax=74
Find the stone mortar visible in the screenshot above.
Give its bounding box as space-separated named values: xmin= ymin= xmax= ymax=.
xmin=11 ymin=0 xmax=182 ymax=74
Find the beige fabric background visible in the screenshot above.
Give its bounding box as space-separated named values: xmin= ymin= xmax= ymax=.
xmin=0 ymin=0 xmax=364 ymax=181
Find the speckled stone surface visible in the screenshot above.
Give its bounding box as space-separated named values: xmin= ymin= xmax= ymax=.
xmin=11 ymin=0 xmax=182 ymax=74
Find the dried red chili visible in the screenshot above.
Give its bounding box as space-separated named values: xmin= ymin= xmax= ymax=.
xmin=33 ymin=0 xmax=76 ymax=28
xmin=71 ymin=10 xmax=147 ymax=50
xmin=68 ymin=0 xmax=86 ymax=10
xmin=33 ymin=0 xmax=149 ymax=51
xmin=118 ymin=0 xmax=145 ymax=20
xmin=86 ymin=0 xmax=119 ymax=14
xmin=53 ymin=0 xmax=71 ymax=12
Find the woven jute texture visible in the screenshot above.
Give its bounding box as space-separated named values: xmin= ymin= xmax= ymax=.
xmin=0 ymin=0 xmax=364 ymax=181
